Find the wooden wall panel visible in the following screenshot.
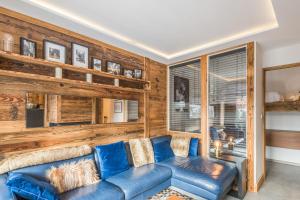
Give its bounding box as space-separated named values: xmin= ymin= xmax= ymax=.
xmin=0 ymin=8 xmax=167 ymax=159
xmin=266 ymin=129 xmax=300 ymax=150
xmin=148 ymin=59 xmax=167 ymax=137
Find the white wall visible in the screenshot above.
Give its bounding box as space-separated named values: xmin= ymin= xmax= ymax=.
xmin=262 ymin=42 xmax=300 ymax=165
xmin=254 ymin=43 xmax=264 ymax=184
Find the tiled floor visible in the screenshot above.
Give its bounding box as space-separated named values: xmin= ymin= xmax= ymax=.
xmin=226 ymin=161 xmax=300 ymax=200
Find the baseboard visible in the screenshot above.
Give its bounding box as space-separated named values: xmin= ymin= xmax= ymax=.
xmin=254 ymin=174 xmax=265 ymax=192
xmin=267 ymin=158 xmax=300 ymax=167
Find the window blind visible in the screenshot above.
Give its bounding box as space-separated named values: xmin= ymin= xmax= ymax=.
xmin=169 ymin=60 xmax=201 ymax=133
xmin=208 ymin=47 xmax=247 ymax=156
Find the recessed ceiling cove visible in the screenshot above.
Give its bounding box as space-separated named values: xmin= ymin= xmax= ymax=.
xmin=21 ymin=0 xmax=277 ymax=60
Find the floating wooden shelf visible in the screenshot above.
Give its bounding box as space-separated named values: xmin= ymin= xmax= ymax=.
xmin=0 ymin=50 xmax=150 ymax=93
xmin=265 ymin=101 xmax=300 ymax=112
xmin=0 ymin=69 xmax=144 ymax=93
xmin=266 ymin=129 xmax=300 ymax=150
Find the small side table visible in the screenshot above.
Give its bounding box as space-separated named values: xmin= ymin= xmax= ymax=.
xmin=209 ymin=153 xmax=247 ymax=199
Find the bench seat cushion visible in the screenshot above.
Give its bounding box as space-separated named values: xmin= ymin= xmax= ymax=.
xmin=160 ymin=157 xmax=237 ymax=198
xmin=60 ymin=181 xmax=124 ymax=200
xmin=106 ymin=164 xmax=171 ymax=200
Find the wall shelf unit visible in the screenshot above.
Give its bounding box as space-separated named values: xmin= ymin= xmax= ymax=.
xmin=265 ymin=101 xmax=300 ymax=112
xmin=0 ymin=50 xmax=151 ymax=93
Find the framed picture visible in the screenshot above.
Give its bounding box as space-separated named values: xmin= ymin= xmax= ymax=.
xmin=43 ymin=40 xmax=66 ymax=63
xmin=134 ymin=69 xmax=142 ymax=79
xmin=174 ymin=76 xmax=189 ymax=103
xmin=107 ymin=61 xmax=121 ymax=75
xmin=114 ymin=101 xmax=122 ymax=113
xmin=20 ymin=37 xmax=37 ymax=58
xmin=72 ymin=43 xmax=89 ymax=68
xmin=123 ymin=68 xmax=133 ymax=78
xmin=92 ymin=57 xmax=102 ymax=71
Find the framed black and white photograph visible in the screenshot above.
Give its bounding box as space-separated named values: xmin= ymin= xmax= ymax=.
xmin=92 ymin=57 xmax=102 ymax=71
xmin=107 ymin=61 xmax=121 ymax=75
xmin=123 ymin=69 xmax=133 ymax=78
xmin=114 ymin=101 xmax=122 ymax=113
xmin=134 ymin=69 xmax=142 ymax=79
xmin=20 ymin=37 xmax=37 ymax=58
xmin=43 ymin=40 xmax=66 ymax=63
xmin=72 ymin=43 xmax=89 ymax=68
xmin=174 ymin=76 xmax=189 ymax=103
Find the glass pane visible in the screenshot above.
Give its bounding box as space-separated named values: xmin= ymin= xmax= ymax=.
xmin=208 ymin=48 xmax=247 ymax=157
xmin=169 ymin=60 xmax=201 ymax=133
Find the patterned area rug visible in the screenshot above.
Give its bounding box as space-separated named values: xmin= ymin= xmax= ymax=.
xmin=149 ymin=188 xmax=195 ymax=200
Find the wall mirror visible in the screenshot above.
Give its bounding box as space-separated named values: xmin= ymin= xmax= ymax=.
xmin=26 ymin=92 xmax=139 ymax=128
xmin=101 ymin=98 xmax=139 ymax=123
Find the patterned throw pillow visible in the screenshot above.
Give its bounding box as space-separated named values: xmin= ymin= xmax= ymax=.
xmin=47 ymin=159 xmax=100 ymax=193
xmin=171 ymin=136 xmax=191 ymax=157
xmin=129 ymin=138 xmax=154 ymax=167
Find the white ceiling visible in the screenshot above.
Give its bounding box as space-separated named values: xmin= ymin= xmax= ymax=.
xmin=1 ymin=0 xmax=300 ymax=64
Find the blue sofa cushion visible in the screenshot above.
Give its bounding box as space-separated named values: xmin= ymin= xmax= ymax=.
xmin=60 ymin=181 xmax=124 ymax=200
xmin=152 ymin=140 xmax=174 ymax=162
xmin=106 ymin=164 xmax=172 ymax=200
xmin=95 ymin=141 xmax=129 ymax=179
xmin=168 ymin=157 xmax=237 ymax=195
xmin=6 ymin=173 xmax=59 ymax=200
xmin=156 ymin=156 xmax=198 ymax=172
xmin=189 ymin=138 xmax=199 ymax=156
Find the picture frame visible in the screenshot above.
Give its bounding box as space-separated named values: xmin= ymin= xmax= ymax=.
xmin=91 ymin=57 xmax=102 ymax=71
xmin=134 ymin=69 xmax=142 ymax=79
xmin=107 ymin=61 xmax=121 ymax=75
xmin=43 ymin=40 xmax=66 ymax=63
xmin=123 ymin=68 xmax=133 ymax=78
xmin=174 ymin=76 xmax=189 ymax=103
xmin=114 ymin=101 xmax=122 ymax=113
xmin=72 ymin=43 xmax=89 ymax=68
xmin=20 ymin=37 xmax=37 ymax=58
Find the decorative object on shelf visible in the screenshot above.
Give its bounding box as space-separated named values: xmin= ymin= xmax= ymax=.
xmin=107 ymin=61 xmax=121 ymax=75
xmin=43 ymin=40 xmax=66 ymax=63
xmin=114 ymin=79 xmax=119 ymax=87
xmin=174 ymin=76 xmax=189 ymax=103
xmin=114 ymin=100 xmax=122 ymax=113
xmin=134 ymin=69 xmax=142 ymax=79
xmin=228 ymin=136 xmax=235 ymax=150
xmin=0 ymin=32 xmax=13 ymax=52
xmin=214 ymin=140 xmax=222 ymax=157
xmin=72 ymin=43 xmax=89 ymax=68
xmin=91 ymin=57 xmax=102 ymax=71
xmin=20 ymin=37 xmax=37 ymax=58
xmin=123 ymin=68 xmax=133 ymax=78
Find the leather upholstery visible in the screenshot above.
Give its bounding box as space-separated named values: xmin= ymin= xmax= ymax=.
xmin=10 ymin=154 xmax=94 ymax=181
xmin=106 ymin=164 xmax=172 ymax=200
xmin=60 ymin=181 xmax=124 ymax=200
xmin=160 ymin=157 xmax=237 ymax=200
xmin=0 ymin=174 xmax=16 ymax=200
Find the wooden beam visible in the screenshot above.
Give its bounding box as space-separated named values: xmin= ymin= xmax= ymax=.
xmin=144 ymin=58 xmax=150 ymax=137
xmin=200 ymin=55 xmax=208 ymax=157
xmin=247 ymin=42 xmax=255 ymax=192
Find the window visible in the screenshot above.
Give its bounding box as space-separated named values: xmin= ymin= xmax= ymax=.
xmin=169 ymin=60 xmax=201 ymax=133
xmin=208 ymin=48 xmax=247 ymax=157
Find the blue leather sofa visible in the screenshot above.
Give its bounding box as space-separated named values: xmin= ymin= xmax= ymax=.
xmin=0 ymin=135 xmax=237 ymax=200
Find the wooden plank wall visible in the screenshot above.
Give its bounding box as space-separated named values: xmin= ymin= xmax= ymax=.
xmin=0 ymin=8 xmax=167 ymax=159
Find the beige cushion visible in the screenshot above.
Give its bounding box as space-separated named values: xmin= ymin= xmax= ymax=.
xmin=171 ymin=136 xmax=191 ymax=157
xmin=0 ymin=145 xmax=92 ymax=175
xmin=47 ymin=159 xmax=100 ymax=193
xmin=129 ymin=138 xmax=154 ymax=167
